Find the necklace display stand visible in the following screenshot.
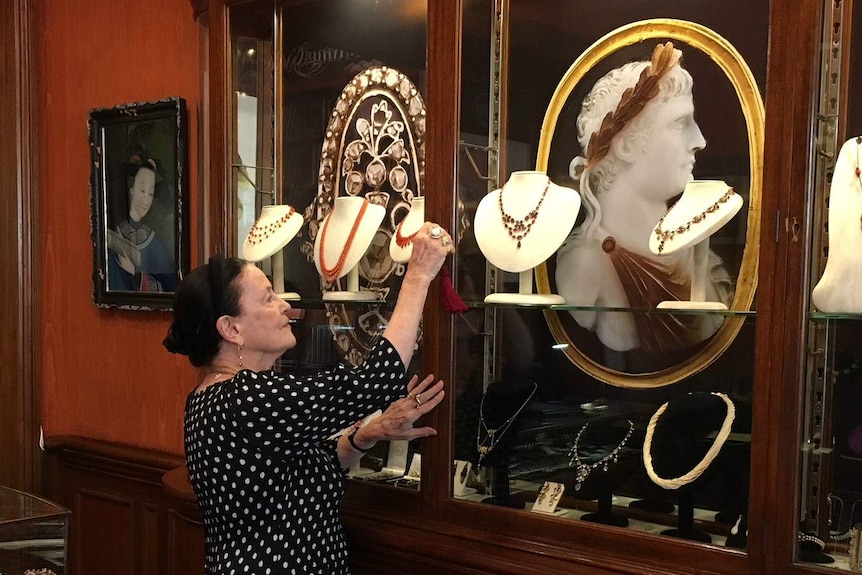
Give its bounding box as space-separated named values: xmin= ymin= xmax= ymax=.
xmin=389 ymin=197 xmax=424 ymax=264
xmin=813 ymin=136 xmax=862 ymax=312
xmin=313 ymin=195 xmax=386 ymax=302
xmin=477 ymin=379 xmax=537 ymax=509
xmin=475 ymin=171 xmax=581 ymax=305
xmin=242 ymin=204 xmax=304 ymax=301
xmin=568 ymin=420 xmax=640 ymax=528
xmin=643 ymin=392 xmax=738 ymax=544
xmin=648 ymin=180 xmax=743 ymax=310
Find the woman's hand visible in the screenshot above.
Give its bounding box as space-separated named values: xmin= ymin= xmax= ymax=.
xmin=382 ymin=222 xmax=455 ymax=366
xmin=403 ymin=222 xmax=454 ymax=285
xmin=352 ymin=374 xmax=445 ymax=448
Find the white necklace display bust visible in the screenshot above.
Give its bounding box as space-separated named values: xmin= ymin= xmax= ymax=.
xmin=242 ymin=204 xmax=304 ymax=301
xmin=649 ymin=180 xmax=742 ymax=310
xmin=812 ymin=136 xmax=862 ymax=313
xmin=389 ymin=196 xmax=424 ymax=264
xmin=313 ymin=195 xmax=386 ymax=302
xmin=475 ymin=171 xmax=581 ymax=305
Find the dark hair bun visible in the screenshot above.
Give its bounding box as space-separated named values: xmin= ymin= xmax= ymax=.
xmin=162 ymin=325 xmax=191 ymax=356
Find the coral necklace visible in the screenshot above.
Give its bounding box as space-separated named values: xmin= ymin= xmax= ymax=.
xmin=394 ymin=220 xmax=419 ymax=247
xmin=319 ymin=198 xmax=370 ymax=282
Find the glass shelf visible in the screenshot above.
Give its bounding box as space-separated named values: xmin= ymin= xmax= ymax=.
xmin=464 ymin=300 xmax=757 ymax=317
xmin=809 ymin=311 xmax=862 ymax=321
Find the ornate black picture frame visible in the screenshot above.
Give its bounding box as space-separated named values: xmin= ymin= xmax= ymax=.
xmin=88 ymin=97 xmax=189 ymax=310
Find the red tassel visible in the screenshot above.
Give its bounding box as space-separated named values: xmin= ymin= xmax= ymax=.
xmin=439 ymin=264 xmax=468 ymax=314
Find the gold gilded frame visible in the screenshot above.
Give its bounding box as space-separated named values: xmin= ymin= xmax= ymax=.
xmin=534 ymin=19 xmax=764 ymax=388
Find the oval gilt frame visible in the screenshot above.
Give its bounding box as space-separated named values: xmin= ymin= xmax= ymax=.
xmin=534 ymin=19 xmax=764 ymax=388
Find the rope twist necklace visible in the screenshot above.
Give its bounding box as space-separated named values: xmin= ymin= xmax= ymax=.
xmin=318 ymin=198 xmax=370 ymax=283
xmin=642 ymin=392 xmax=736 ymax=490
xmin=476 ymin=382 xmax=537 ymax=469
xmin=653 ymin=188 xmax=736 ymax=253
xmin=568 ymin=420 xmax=634 ymax=490
xmin=498 ymin=178 xmax=550 ymax=248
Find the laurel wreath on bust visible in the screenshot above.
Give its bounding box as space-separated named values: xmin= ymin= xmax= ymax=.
xmin=585 ymin=41 xmax=681 ymax=168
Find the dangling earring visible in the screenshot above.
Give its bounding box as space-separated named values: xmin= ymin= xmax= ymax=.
xmin=238 ymin=344 xmax=243 ymax=367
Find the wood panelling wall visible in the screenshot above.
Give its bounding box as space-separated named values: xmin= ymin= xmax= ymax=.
xmin=43 ymin=438 xmax=204 ymax=575
xmin=37 ymin=0 xmax=202 ymax=452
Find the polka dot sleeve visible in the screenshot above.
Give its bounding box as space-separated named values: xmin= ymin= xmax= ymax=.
xmin=234 ymin=336 xmax=407 ymax=456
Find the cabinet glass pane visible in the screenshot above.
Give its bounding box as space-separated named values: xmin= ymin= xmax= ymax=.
xmin=798 ymin=1 xmax=862 ymax=569
xmin=453 ymin=0 xmax=768 ymax=552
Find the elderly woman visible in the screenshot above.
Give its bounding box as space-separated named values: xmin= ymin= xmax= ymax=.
xmin=555 ymin=42 xmax=732 ymax=354
xmin=163 ymin=222 xmax=453 ymax=574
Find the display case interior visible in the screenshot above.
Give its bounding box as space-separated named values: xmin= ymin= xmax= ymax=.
xmin=0 ymin=485 xmax=70 ymax=575
xmin=451 ymin=0 xmax=767 ymax=556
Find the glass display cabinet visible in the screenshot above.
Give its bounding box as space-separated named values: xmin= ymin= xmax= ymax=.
xmin=0 ymin=485 xmax=70 ymax=575
xmin=197 ymin=0 xmax=854 ymax=573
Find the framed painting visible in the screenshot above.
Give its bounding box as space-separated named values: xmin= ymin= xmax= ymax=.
xmin=88 ymin=97 xmax=189 ymax=310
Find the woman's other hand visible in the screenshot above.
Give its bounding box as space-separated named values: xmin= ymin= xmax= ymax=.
xmin=352 ymin=374 xmax=445 ymax=447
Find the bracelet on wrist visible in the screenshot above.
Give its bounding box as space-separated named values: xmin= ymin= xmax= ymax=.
xmin=348 ymin=428 xmax=371 ymax=453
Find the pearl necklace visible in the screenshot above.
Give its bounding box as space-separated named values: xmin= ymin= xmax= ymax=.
xmin=653 ymin=188 xmax=736 ymax=253
xmin=498 ymin=179 xmax=550 ymax=248
xmin=568 ymin=420 xmax=634 ymax=491
xmin=319 ymin=198 xmax=370 ymax=283
xmin=245 ymin=206 xmax=296 ymax=246
xmin=475 ymin=382 xmax=537 ymax=469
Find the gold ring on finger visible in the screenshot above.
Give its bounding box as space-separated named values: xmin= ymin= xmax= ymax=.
xmin=442 ymin=238 xmax=450 ymax=246
xmin=414 ymin=395 xmax=423 ymax=405
xmin=407 ymin=392 xmax=416 ymax=400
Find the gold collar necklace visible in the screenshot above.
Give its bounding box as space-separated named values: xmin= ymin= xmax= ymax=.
xmin=653 ymin=188 xmax=736 ymax=254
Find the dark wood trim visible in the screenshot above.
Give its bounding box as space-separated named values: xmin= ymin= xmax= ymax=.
xmin=0 ymin=0 xmax=40 ymax=494
xmin=761 ymin=1 xmax=823 ymax=574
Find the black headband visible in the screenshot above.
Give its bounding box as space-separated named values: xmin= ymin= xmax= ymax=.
xmin=208 ymin=254 xmax=225 ymax=320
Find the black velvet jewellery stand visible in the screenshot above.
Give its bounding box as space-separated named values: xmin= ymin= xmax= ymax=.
xmin=476 ymin=379 xmax=538 ymax=509
xmin=642 ymin=391 xmax=750 ymax=544
xmin=567 ymin=417 xmax=642 ymax=527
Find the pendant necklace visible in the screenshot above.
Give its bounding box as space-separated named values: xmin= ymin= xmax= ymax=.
xmin=476 ymin=382 xmax=537 ymax=469
xmin=498 ymin=178 xmax=550 ymax=248
xmin=246 ymin=206 xmax=296 ymax=246
xmin=653 ymin=188 xmax=736 ymax=253
xmin=568 ymin=420 xmax=634 ymax=490
xmin=319 ymin=198 xmax=370 ymax=282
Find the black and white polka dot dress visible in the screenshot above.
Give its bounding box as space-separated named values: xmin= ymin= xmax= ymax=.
xmin=184 ymin=338 xmax=406 ymax=574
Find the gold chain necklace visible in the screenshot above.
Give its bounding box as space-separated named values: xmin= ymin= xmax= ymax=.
xmin=498 ymin=179 xmax=550 ymax=248
xmin=246 ymin=206 xmax=296 ymax=245
xmin=654 ymin=188 xmax=736 ymax=253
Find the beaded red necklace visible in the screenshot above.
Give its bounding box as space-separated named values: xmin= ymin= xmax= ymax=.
xmin=394 ymin=220 xmax=419 ymax=247
xmin=498 ymin=178 xmax=550 ymax=248
xmin=319 ymin=198 xmax=370 ymax=282
xmin=246 ymin=206 xmax=296 ymax=246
